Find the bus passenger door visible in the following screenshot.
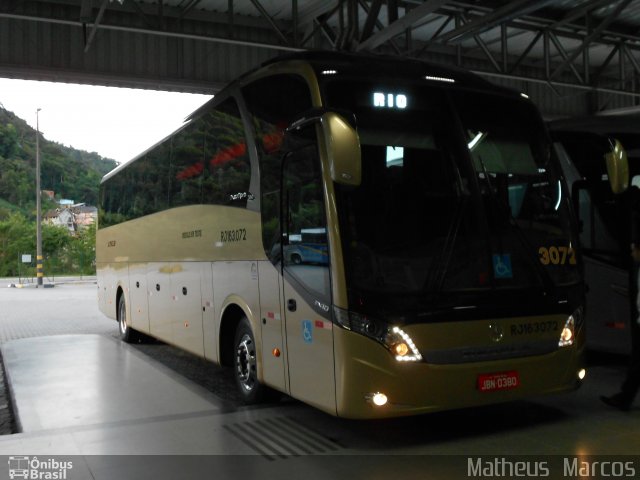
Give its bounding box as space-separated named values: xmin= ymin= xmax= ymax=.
xmin=258 ymin=261 xmax=287 ymax=393
xmin=281 ymin=137 xmax=336 ymax=414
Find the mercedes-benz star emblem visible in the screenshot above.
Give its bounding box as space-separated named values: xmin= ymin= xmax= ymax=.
xmin=489 ymin=323 xmax=504 ymax=342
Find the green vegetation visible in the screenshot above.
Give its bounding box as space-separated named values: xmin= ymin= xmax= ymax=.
xmin=0 ymin=106 xmax=116 ymax=215
xmin=0 ymin=105 xmax=116 ymax=277
xmin=0 ymin=213 xmax=96 ymax=277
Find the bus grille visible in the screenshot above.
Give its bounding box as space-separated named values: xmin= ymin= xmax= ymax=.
xmin=423 ymin=340 xmax=558 ymax=364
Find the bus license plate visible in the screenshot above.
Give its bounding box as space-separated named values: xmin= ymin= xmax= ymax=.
xmin=477 ymin=371 xmax=519 ymax=392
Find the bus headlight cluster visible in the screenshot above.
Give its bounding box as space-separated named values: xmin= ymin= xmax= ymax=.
xmin=386 ymin=326 xmax=422 ymax=362
xmin=333 ymin=307 xmax=422 ymax=362
xmin=558 ymin=309 xmax=580 ymax=347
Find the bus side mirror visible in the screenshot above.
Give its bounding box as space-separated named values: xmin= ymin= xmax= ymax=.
xmin=605 ymin=139 xmax=629 ymax=194
xmin=320 ymin=112 xmax=361 ymax=186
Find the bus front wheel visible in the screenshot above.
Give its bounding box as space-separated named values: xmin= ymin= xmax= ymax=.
xmin=234 ymin=317 xmax=267 ymax=404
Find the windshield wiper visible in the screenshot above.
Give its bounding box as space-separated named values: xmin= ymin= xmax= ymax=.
xmin=423 ymin=195 xmax=468 ymax=292
xmin=476 ymin=154 xmax=555 ymax=294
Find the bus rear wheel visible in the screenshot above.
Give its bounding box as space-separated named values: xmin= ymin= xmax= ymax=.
xmin=118 ymin=295 xmax=139 ymax=343
xmin=234 ymin=317 xmax=268 ymax=404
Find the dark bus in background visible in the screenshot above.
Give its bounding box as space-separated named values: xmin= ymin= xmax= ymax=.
xmin=550 ymin=115 xmax=636 ymax=355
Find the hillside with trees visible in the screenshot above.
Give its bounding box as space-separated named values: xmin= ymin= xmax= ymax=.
xmin=0 ymin=104 xmax=117 ymax=277
xmin=0 ymin=105 xmax=116 ymax=215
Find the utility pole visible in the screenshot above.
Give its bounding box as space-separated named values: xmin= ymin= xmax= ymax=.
xmin=36 ymin=108 xmax=43 ymax=287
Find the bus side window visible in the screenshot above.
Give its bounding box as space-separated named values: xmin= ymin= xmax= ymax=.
xmin=241 ymin=74 xmax=314 ymax=264
xmin=201 ymin=98 xmax=251 ymax=207
xmin=283 ymin=137 xmax=331 ymax=299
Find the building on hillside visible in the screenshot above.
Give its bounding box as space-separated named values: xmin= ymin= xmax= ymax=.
xmin=73 ymin=205 xmax=98 ymax=229
xmin=43 ymin=203 xmax=97 ymax=235
xmin=44 ymin=208 xmax=75 ymax=234
xmin=42 ymin=190 xmax=55 ymax=201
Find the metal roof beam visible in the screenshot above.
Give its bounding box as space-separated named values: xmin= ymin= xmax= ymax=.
xmin=360 ymin=0 xmax=383 ymax=42
xmin=357 ymin=0 xmax=402 ymax=54
xmin=0 ymin=11 xmax=304 ymax=52
xmin=299 ymin=4 xmax=339 ymax=47
xmin=591 ymin=44 xmax=619 ymax=82
xmin=249 ymin=0 xmax=290 ymax=45
xmin=356 ymin=0 xmax=448 ymax=52
xmin=548 ymin=31 xmax=584 ymax=84
xmin=84 ymin=0 xmax=108 ymax=53
xmin=79 ymin=0 xmax=92 ymax=22
xmin=509 ymin=30 xmax=542 ymax=74
xmin=623 ymin=44 xmax=640 ymax=74
xmin=411 ymin=11 xmax=452 ymax=56
xmin=476 ymin=69 xmax=640 ymax=99
xmin=550 ymin=0 xmax=632 ymax=80
xmin=474 ymin=31 xmax=501 ymax=72
xmin=549 ymin=0 xmax=614 ymax=29
xmin=297 ymin=0 xmax=339 ymax=28
xmin=180 ymin=0 xmax=203 ymax=19
xmin=388 ymin=0 xmax=399 ymax=24
xmin=440 ymin=1 xmax=640 ymax=44
xmin=435 ymin=0 xmax=556 ymax=44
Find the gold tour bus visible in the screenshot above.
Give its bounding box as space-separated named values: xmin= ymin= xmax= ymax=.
xmin=97 ymin=51 xmax=590 ymax=419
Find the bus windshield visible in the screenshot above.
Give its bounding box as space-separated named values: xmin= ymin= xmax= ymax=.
xmin=325 ymin=81 xmax=580 ymax=315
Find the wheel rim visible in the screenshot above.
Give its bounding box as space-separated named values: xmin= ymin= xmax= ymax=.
xmin=236 ymin=333 xmax=256 ymax=392
xmin=118 ymin=300 xmax=127 ymax=335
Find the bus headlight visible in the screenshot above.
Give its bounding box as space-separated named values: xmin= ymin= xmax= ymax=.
xmin=334 ymin=307 xmax=422 ymax=362
xmin=386 ymin=326 xmax=422 ymax=362
xmin=558 ymin=309 xmax=579 ymax=347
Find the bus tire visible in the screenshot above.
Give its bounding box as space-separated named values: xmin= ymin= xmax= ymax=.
xmin=234 ymin=317 xmax=267 ymax=404
xmin=291 ymin=253 xmax=302 ymax=265
xmin=118 ymin=294 xmax=139 ymax=343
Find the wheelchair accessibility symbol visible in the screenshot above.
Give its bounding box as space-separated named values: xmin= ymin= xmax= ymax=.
xmin=302 ymin=320 xmax=313 ymax=344
xmin=492 ymin=254 xmax=513 ymax=279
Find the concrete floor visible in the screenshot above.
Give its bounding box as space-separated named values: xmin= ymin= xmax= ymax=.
xmin=0 ymin=284 xmax=638 ymax=479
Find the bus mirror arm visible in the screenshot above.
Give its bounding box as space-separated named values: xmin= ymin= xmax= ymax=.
xmin=285 ymin=109 xmax=361 ymax=187
xmin=286 ymin=108 xmax=357 ymax=132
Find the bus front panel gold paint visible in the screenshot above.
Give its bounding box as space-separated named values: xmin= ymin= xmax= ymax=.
xmin=334 ymin=315 xmax=584 ymax=419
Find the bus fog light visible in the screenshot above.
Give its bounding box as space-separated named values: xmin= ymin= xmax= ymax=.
xmin=367 ymin=392 xmax=388 ymax=406
xmin=578 ymin=368 xmax=586 ymax=380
